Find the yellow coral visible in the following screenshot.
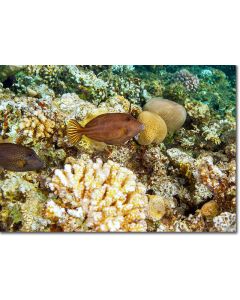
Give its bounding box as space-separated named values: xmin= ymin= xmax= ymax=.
xmin=147 ymin=195 xmax=166 ymax=221
xmin=19 ymin=110 xmax=55 ymax=140
xmin=45 ymin=157 xmax=148 ymax=232
xmin=137 ymin=111 xmax=167 ymax=145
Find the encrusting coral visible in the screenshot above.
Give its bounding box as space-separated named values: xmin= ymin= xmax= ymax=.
xmin=212 ymin=212 xmax=236 ymax=232
xmin=184 ymin=98 xmax=211 ymax=124
xmin=0 ymin=171 xmax=48 ymax=232
xmin=200 ymin=200 xmax=219 ymax=218
xmin=166 ymin=148 xmax=213 ymax=206
xmin=45 ymin=156 xmax=148 ymax=232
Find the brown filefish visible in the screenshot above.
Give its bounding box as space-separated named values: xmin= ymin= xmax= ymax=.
xmin=67 ymin=113 xmax=145 ymax=145
xmin=0 ymin=143 xmax=44 ymax=172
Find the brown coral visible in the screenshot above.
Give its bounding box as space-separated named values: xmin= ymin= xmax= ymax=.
xmin=201 ymin=200 xmax=219 ymax=218
xmin=144 ymin=98 xmax=186 ymax=133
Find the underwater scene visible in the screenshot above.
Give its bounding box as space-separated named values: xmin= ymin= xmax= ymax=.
xmin=0 ymin=65 xmax=236 ymax=232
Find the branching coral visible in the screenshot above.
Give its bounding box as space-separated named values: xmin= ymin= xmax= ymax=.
xmin=19 ymin=110 xmax=56 ymax=141
xmin=163 ymin=82 xmax=189 ymax=105
xmin=111 ymin=65 xmax=135 ymax=74
xmin=38 ymin=65 xmax=64 ymax=89
xmin=45 ymin=157 xmax=148 ymax=232
xmin=184 ymin=98 xmax=211 ymax=124
xmin=0 ymin=96 xmax=66 ymax=150
xmin=174 ymin=69 xmax=200 ymax=92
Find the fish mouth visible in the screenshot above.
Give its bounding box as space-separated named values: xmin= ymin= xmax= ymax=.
xmin=134 ymin=133 xmax=140 ymax=140
xmin=140 ymin=124 xmax=145 ymax=131
xmin=36 ymin=160 xmax=45 ymax=170
xmin=30 ymin=159 xmax=45 ymax=170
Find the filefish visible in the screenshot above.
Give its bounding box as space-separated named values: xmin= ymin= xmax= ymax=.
xmin=0 ymin=143 xmax=44 ymax=172
xmin=67 ymin=113 xmax=145 ymax=145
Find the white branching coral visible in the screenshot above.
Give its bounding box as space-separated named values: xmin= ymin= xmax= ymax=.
xmin=19 ymin=109 xmax=56 ymax=140
xmin=45 ymin=157 xmax=148 ymax=232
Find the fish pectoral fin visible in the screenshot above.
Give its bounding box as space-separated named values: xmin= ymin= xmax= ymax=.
xmin=16 ymin=159 xmax=26 ymax=168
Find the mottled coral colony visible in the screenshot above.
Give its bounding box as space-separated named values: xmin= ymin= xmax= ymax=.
xmin=0 ymin=65 xmax=236 ymax=232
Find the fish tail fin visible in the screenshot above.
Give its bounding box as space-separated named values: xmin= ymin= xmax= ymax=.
xmin=67 ymin=119 xmax=83 ymax=145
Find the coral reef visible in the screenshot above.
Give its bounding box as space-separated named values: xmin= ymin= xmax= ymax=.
xmin=0 ymin=65 xmax=236 ymax=233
